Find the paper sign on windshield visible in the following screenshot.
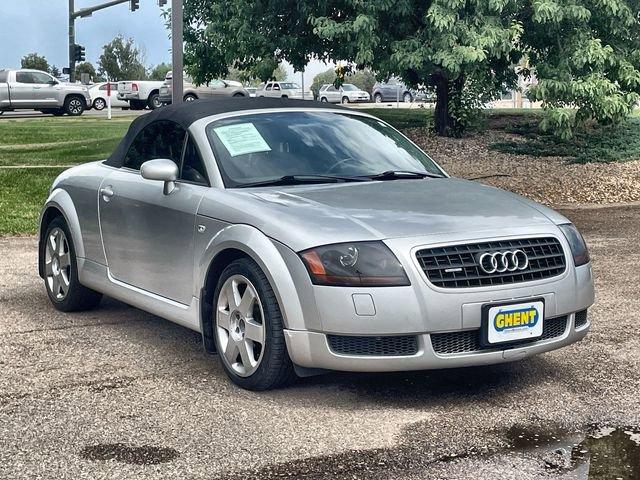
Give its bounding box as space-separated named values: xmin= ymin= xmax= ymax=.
xmin=213 ymin=123 xmax=271 ymax=157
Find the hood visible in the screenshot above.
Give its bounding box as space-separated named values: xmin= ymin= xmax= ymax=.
xmin=199 ymin=178 xmax=563 ymax=251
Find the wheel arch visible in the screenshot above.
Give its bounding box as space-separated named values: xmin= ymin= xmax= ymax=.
xmin=198 ymin=224 xmax=307 ymax=352
xmin=38 ymin=190 xmax=85 ymax=278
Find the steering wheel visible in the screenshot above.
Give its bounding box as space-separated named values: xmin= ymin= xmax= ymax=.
xmin=325 ymin=158 xmax=353 ymax=175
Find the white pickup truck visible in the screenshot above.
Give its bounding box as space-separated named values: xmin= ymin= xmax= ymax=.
xmin=117 ymin=80 xmax=164 ymax=110
xmin=0 ymin=68 xmax=92 ymax=116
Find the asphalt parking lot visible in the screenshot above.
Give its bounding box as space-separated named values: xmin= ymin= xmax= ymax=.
xmin=1 ymin=204 xmax=639 ymax=479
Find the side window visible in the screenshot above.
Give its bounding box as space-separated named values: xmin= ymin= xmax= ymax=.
xmin=99 ymin=84 xmax=108 ymax=90
xmin=181 ymin=135 xmax=208 ymax=185
xmin=327 ymin=85 xmax=336 ymax=92
xmin=273 ymin=83 xmax=281 ymax=90
xmin=16 ymin=72 xmax=34 ymax=84
xmin=123 ymin=121 xmax=186 ymax=171
xmin=265 ymin=83 xmax=272 ymax=91
xmin=0 ymin=71 xmax=8 ymax=83
xmin=32 ymin=72 xmax=53 ymax=84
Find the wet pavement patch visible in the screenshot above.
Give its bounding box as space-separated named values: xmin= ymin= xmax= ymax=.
xmin=506 ymin=424 xmax=640 ymax=479
xmin=80 ymin=443 xmax=179 ymax=465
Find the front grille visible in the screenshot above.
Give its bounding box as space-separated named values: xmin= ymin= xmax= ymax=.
xmin=430 ymin=315 xmax=568 ymax=355
xmin=575 ymin=309 xmax=588 ymax=328
xmin=416 ymin=237 xmax=566 ymax=288
xmin=327 ymin=335 xmax=418 ymax=357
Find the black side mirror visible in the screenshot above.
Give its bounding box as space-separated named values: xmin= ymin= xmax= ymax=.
xmin=48 ymin=80 xmax=58 ymax=85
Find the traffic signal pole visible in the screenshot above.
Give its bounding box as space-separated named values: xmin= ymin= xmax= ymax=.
xmin=68 ymin=0 xmax=136 ymax=82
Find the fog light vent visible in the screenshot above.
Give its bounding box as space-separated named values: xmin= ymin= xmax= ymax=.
xmin=327 ymin=335 xmax=418 ymax=356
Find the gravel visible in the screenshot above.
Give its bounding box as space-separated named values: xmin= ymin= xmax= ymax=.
xmin=1 ymin=204 xmax=639 ymax=479
xmin=406 ymin=128 xmax=640 ymax=206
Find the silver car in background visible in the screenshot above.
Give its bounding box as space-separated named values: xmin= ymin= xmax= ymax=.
xmin=159 ymin=71 xmax=249 ymax=105
xmin=319 ymin=83 xmax=370 ymax=104
xmin=256 ymin=81 xmax=314 ymax=100
xmin=38 ymin=98 xmax=594 ymax=391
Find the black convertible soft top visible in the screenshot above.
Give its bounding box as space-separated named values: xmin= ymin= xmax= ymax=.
xmin=105 ymin=97 xmax=346 ymax=167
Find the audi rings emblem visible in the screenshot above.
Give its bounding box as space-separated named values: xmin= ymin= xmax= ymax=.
xmin=478 ymin=250 xmax=529 ymax=274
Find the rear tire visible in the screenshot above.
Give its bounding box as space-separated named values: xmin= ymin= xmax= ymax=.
xmin=341 ymin=96 xmax=350 ymax=104
xmin=213 ymin=258 xmax=296 ymax=391
xmin=320 ymin=97 xmax=328 ymax=103
xmin=184 ymin=94 xmax=198 ymax=102
xmin=232 ymin=92 xmax=245 ymax=97
xmin=403 ymin=92 xmax=412 ymax=103
xmin=129 ymin=99 xmax=146 ymax=110
xmin=374 ymin=93 xmax=382 ymax=103
xmin=64 ymin=96 xmax=85 ymax=116
xmin=42 ymin=217 xmax=102 ymax=312
xmin=147 ymin=93 xmax=161 ymax=110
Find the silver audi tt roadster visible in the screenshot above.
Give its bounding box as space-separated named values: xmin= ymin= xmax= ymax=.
xmin=39 ymin=98 xmax=595 ymax=390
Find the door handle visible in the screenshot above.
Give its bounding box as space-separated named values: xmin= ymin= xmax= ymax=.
xmin=100 ymin=186 xmax=114 ymax=201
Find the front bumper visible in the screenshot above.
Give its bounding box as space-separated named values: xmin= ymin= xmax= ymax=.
xmin=284 ymin=311 xmax=590 ymax=372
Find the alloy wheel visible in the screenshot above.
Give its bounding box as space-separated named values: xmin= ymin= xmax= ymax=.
xmin=94 ymin=98 xmax=106 ymax=110
xmin=45 ymin=228 xmax=71 ymax=300
xmin=216 ymin=274 xmax=266 ymax=377
xmin=69 ymin=98 xmax=83 ymax=114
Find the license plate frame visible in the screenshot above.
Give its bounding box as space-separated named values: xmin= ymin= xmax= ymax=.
xmin=480 ymin=298 xmax=545 ymax=347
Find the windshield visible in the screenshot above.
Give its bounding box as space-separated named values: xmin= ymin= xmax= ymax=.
xmin=279 ymin=83 xmax=300 ymax=89
xmin=206 ymin=112 xmax=444 ymax=187
xmin=341 ymin=84 xmax=358 ymax=91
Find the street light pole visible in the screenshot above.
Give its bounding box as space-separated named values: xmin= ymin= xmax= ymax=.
xmin=171 ymin=0 xmax=184 ymax=104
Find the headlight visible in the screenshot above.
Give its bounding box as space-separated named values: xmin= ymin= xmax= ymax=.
xmin=559 ymin=224 xmax=590 ymax=267
xmin=300 ymin=241 xmax=410 ymax=287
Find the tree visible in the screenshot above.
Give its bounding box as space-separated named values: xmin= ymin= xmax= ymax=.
xmin=182 ymin=0 xmax=640 ymax=137
xmin=520 ymin=0 xmax=640 ymax=138
xmin=149 ymin=62 xmax=171 ymax=81
xmin=49 ymin=65 xmax=61 ymax=78
xmin=75 ymin=62 xmax=99 ymax=82
xmin=98 ymin=35 xmax=147 ymax=81
xmin=226 ymin=64 xmax=287 ymax=86
xmin=21 ymin=53 xmax=49 ymax=72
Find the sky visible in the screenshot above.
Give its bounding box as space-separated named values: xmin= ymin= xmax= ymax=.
xmin=0 ymin=0 xmax=334 ymax=84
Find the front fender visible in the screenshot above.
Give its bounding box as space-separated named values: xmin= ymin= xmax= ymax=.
xmin=38 ymin=188 xmax=85 ymax=271
xmin=197 ymin=223 xmax=306 ymax=331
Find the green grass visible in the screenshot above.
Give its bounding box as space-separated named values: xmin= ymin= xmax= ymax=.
xmin=0 ymin=168 xmax=65 ymax=235
xmin=0 ymin=117 xmax=133 ymax=166
xmin=489 ymin=117 xmax=640 ymax=163
xmin=365 ymin=108 xmax=434 ymax=129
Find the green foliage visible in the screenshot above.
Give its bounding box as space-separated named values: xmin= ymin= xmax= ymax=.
xmin=75 ymin=62 xmax=100 ymax=82
xmin=20 ymin=53 xmax=49 ymax=72
xmin=149 ymin=62 xmax=172 ymax=81
xmin=97 ymin=35 xmax=147 ymax=81
xmin=226 ymin=63 xmax=287 ymax=86
xmin=522 ymin=0 xmax=640 ymax=137
xmin=366 ymin=108 xmax=434 ymax=130
xmin=49 ymin=65 xmax=61 ymax=78
xmin=490 ymin=117 xmax=640 ymax=163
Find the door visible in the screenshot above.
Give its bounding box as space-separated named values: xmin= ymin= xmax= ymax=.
xmin=29 ymin=71 xmax=59 ymax=106
xmin=324 ymin=85 xmax=338 ymax=102
xmin=10 ymin=71 xmax=39 ymax=107
xmin=209 ymin=79 xmax=228 ymax=98
xmin=98 ymin=120 xmax=210 ymax=305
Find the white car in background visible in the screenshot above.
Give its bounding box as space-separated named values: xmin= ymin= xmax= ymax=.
xmin=88 ymin=82 xmax=129 ymax=111
xmin=256 ymin=81 xmax=314 ymax=100
xmin=319 ymin=83 xmax=370 ymax=104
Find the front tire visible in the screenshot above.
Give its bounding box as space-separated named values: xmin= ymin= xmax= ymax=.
xmin=341 ymin=96 xmax=350 ymax=104
xmin=43 ymin=217 xmax=102 ymax=312
xmin=64 ymin=96 xmax=85 ymax=116
xmin=213 ymin=258 xmax=295 ymax=390
xmin=403 ymin=92 xmax=413 ymax=103
xmin=374 ymin=93 xmax=382 ymax=103
xmin=93 ymin=98 xmax=106 ymax=111
xmin=320 ymin=97 xmax=328 ymax=103
xmin=183 ymin=94 xmax=198 ymax=102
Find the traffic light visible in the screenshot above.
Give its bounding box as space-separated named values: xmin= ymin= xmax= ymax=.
xmin=71 ymin=44 xmax=85 ymax=63
xmin=130 ymin=0 xmax=140 ymax=11
xmin=158 ymin=0 xmax=168 ymax=6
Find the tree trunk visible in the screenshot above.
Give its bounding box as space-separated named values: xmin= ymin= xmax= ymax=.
xmin=434 ymin=74 xmax=450 ymax=136
xmin=433 ymin=74 xmax=465 ymax=137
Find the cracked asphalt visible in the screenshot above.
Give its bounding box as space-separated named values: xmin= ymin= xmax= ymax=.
xmin=1 ymin=204 xmax=639 ymax=479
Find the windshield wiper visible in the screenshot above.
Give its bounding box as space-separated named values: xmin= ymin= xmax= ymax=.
xmin=236 ymin=174 xmax=370 ymax=188
xmin=363 ymin=170 xmax=444 ymax=181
